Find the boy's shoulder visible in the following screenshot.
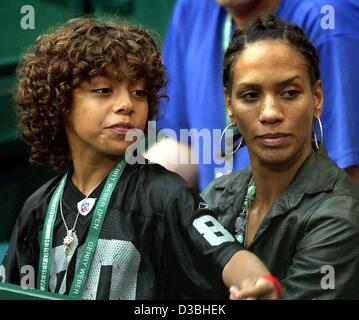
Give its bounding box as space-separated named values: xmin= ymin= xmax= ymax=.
xmin=22 ymin=175 xmax=62 ymax=213
xmin=134 ymin=161 xmax=188 ymax=192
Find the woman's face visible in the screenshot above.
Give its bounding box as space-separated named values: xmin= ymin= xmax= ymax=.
xmin=225 ymin=40 xmax=323 ymax=168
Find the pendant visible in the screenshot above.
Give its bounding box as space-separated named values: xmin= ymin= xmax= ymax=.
xmin=235 ymin=216 xmax=245 ymax=233
xmin=235 ymin=234 xmax=244 ymax=244
xmin=77 ymin=198 xmax=97 ymax=216
xmin=63 ymin=230 xmax=78 ymax=256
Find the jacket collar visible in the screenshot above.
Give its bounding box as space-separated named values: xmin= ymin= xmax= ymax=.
xmin=278 ymin=146 xmax=338 ymax=212
xmin=219 ymin=146 xmax=339 ymax=218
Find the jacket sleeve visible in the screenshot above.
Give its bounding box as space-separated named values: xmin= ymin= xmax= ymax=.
xmin=161 ymin=185 xmax=243 ymax=299
xmin=1 ymin=217 xmax=21 ymax=285
xmin=1 ymin=187 xmax=45 ymax=287
xmin=282 ymin=195 xmax=359 ymax=299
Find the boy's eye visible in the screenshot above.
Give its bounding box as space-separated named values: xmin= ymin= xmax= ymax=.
xmin=131 ymin=89 xmax=148 ymax=98
xmin=281 ymin=90 xmax=299 ymax=98
xmin=92 ymin=88 xmax=112 ymax=95
xmin=240 ymin=91 xmax=259 ymax=101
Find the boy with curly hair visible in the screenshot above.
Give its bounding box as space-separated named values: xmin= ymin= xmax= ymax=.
xmin=1 ymin=17 xmax=279 ymax=300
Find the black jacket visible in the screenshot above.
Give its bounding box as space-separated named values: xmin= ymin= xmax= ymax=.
xmin=2 ymin=161 xmax=242 ymax=299
xmin=202 ymin=148 xmax=359 ymax=299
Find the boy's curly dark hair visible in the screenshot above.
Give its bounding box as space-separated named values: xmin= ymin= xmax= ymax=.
xmin=15 ymin=17 xmax=167 ymax=171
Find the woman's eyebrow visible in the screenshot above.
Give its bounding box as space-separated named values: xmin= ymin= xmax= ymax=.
xmin=234 ymin=75 xmax=303 ymax=90
xmin=233 ymin=83 xmax=261 ymax=90
xmin=276 ymin=75 xmax=302 ymax=87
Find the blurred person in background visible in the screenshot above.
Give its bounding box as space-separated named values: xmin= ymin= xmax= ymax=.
xmin=146 ymin=0 xmax=359 ymax=190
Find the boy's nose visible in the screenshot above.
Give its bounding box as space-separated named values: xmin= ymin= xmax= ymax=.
xmin=113 ymin=91 xmax=134 ymax=115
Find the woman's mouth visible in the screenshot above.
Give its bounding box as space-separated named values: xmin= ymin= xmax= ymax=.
xmin=256 ymin=133 xmax=291 ymax=147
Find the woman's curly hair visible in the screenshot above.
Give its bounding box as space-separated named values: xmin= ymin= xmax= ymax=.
xmin=15 ymin=17 xmax=167 ymax=171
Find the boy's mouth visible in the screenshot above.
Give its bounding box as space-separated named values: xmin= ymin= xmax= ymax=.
xmin=107 ymin=122 xmax=135 ymax=134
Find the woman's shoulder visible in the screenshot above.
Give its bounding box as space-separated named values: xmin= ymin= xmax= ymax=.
xmin=297 ymin=164 xmax=359 ymax=237
xmin=315 ymin=170 xmax=359 ymax=219
xmin=203 ymin=167 xmax=250 ymax=194
xmin=201 ymin=167 xmax=251 ymax=210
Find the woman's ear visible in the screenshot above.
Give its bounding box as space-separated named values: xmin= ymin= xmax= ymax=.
xmin=313 ymin=80 xmax=324 ymax=118
xmin=224 ymin=89 xmax=236 ymax=125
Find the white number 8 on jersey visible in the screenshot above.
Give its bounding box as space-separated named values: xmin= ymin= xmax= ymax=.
xmin=193 ymin=215 xmax=235 ymax=246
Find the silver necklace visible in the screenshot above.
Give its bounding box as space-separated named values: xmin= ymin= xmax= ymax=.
xmin=59 ymin=182 xmax=100 ymax=256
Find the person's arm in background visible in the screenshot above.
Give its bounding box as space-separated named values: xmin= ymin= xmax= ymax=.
xmin=306 ymin=0 xmax=359 ymax=184
xmin=144 ymin=0 xmax=199 ymax=188
xmin=145 ymin=138 xmax=198 ymax=188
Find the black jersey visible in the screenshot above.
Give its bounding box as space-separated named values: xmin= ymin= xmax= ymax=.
xmin=1 ymin=161 xmax=243 ymax=299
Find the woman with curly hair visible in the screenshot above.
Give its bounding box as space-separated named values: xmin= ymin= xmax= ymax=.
xmin=1 ymin=17 xmax=280 ymax=300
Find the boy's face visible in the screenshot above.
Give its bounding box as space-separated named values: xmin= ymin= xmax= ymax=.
xmin=65 ymin=74 xmax=148 ymax=161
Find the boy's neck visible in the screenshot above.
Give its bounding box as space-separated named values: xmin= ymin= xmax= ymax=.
xmin=71 ymin=154 xmax=124 ymax=196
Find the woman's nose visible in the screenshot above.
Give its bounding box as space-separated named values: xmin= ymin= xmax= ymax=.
xmin=258 ymin=96 xmax=284 ymax=124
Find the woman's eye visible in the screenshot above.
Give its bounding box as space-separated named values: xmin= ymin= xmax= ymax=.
xmin=92 ymin=88 xmax=112 ymax=95
xmin=281 ymin=90 xmax=299 ymax=98
xmin=132 ymin=89 xmax=148 ymax=98
xmin=240 ymin=92 xmax=259 ymax=101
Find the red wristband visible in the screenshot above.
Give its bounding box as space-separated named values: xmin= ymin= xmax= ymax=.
xmin=259 ymin=275 xmax=283 ymax=300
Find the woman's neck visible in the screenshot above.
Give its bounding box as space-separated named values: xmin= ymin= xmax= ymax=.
xmin=250 ymin=147 xmax=312 ymax=216
xmin=70 ymin=152 xmax=123 ymax=195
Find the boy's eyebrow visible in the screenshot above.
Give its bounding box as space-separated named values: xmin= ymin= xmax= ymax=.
xmin=89 ymin=74 xmax=112 ymax=81
xmin=233 ymin=75 xmax=303 ymax=90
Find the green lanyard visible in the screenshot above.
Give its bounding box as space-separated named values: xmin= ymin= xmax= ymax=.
xmin=222 ymin=13 xmax=233 ymax=128
xmin=38 ymin=173 xmax=67 ymax=291
xmin=37 ymin=160 xmax=126 ymax=298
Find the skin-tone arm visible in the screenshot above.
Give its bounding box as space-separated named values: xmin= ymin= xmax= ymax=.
xmin=145 ymin=139 xmax=359 ymax=186
xmin=222 ymin=250 xmax=279 ymax=300
xmin=144 ymin=137 xmax=199 ymax=188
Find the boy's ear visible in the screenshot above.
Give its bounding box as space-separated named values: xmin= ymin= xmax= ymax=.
xmin=313 ymin=80 xmax=324 ymax=118
xmin=224 ymin=90 xmax=235 ymax=125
